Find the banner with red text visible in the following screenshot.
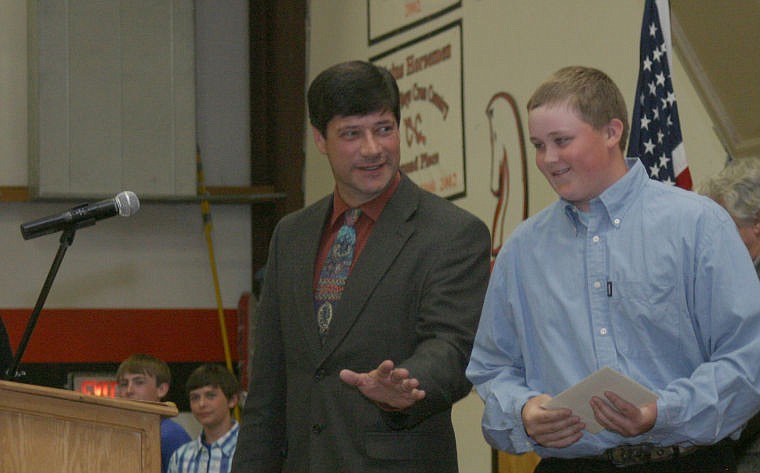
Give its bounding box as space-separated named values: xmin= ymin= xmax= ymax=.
xmin=372 ymin=21 xmax=465 ymax=199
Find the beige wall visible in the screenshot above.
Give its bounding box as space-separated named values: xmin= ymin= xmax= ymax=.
xmin=304 ymin=1 xmax=728 ymax=471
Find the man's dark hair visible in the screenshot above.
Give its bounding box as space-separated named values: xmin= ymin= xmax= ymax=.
xmin=307 ymin=60 xmax=400 ymax=137
xmin=186 ymin=363 xmax=240 ymax=400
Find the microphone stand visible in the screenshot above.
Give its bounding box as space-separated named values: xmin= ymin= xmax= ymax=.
xmin=4 ymin=225 xmax=77 ymax=380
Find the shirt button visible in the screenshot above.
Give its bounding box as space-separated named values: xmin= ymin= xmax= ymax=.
xmin=613 ymin=218 xmax=621 ymax=226
xmin=594 ymin=281 xmax=602 ymax=289
xmin=592 ymin=235 xmax=600 ymax=243
xmin=600 ymin=327 xmax=608 ymax=335
xmin=312 ymin=424 xmax=323 ymax=434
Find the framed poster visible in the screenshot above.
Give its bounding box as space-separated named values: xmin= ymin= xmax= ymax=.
xmin=371 ymin=21 xmax=465 ymax=199
xmin=368 ymin=0 xmax=460 ymax=44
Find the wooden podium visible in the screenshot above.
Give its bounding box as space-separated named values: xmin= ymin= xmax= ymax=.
xmin=0 ymin=379 xmax=178 ymax=473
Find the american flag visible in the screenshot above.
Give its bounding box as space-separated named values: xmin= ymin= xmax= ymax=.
xmin=627 ymin=0 xmax=692 ymax=189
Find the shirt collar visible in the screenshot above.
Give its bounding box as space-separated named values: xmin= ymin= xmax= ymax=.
xmin=562 ymin=158 xmax=647 ymax=228
xmin=331 ymin=171 xmax=401 ymax=225
xmin=194 ymin=421 xmax=239 ymax=456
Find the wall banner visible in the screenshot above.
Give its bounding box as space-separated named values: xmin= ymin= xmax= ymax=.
xmin=371 ymin=21 xmax=465 ymax=200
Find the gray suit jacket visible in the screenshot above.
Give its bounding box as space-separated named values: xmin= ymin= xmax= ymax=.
xmin=231 ymin=175 xmax=491 ymax=473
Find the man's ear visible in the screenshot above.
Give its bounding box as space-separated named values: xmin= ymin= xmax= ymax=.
xmin=312 ymin=126 xmax=328 ymax=154
xmin=605 ymin=118 xmax=624 ymax=148
xmin=157 ymin=382 xmax=169 ymax=399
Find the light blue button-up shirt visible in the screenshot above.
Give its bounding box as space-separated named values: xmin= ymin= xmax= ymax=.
xmin=467 ymin=159 xmax=760 ymax=458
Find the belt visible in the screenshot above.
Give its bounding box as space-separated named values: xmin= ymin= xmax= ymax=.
xmin=592 ymin=443 xmax=699 ymax=467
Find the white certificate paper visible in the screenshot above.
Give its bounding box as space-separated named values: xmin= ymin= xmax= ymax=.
xmin=542 ymin=367 xmax=659 ymax=434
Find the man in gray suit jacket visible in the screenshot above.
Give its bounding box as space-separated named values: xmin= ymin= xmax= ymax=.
xmin=231 ymin=60 xmax=491 ymax=473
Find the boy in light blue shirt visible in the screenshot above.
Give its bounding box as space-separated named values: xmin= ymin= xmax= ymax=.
xmin=467 ymin=66 xmax=760 ymax=472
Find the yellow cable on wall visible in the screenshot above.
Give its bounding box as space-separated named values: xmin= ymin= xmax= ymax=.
xmin=196 ymin=145 xmax=240 ymax=422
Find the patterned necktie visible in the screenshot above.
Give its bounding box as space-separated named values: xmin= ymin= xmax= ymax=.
xmin=315 ymin=208 xmax=361 ymax=341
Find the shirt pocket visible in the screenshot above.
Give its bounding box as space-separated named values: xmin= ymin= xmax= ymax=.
xmin=610 ymin=281 xmax=681 ymax=359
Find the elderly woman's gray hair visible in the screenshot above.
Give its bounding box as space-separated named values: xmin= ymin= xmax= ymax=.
xmin=698 ymin=157 xmax=760 ymax=226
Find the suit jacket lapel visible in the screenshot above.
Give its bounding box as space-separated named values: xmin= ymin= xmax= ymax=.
xmin=319 ymin=176 xmax=420 ymax=360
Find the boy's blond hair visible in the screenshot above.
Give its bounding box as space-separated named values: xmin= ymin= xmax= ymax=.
xmin=527 ymin=66 xmax=630 ymax=152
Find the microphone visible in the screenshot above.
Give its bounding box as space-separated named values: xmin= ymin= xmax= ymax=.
xmin=20 ymin=191 xmax=140 ymax=240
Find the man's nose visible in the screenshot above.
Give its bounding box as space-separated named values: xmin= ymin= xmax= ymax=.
xmin=360 ymin=131 xmax=381 ymax=155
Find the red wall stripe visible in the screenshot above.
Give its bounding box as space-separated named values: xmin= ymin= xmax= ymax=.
xmin=2 ymin=308 xmax=240 ymax=363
